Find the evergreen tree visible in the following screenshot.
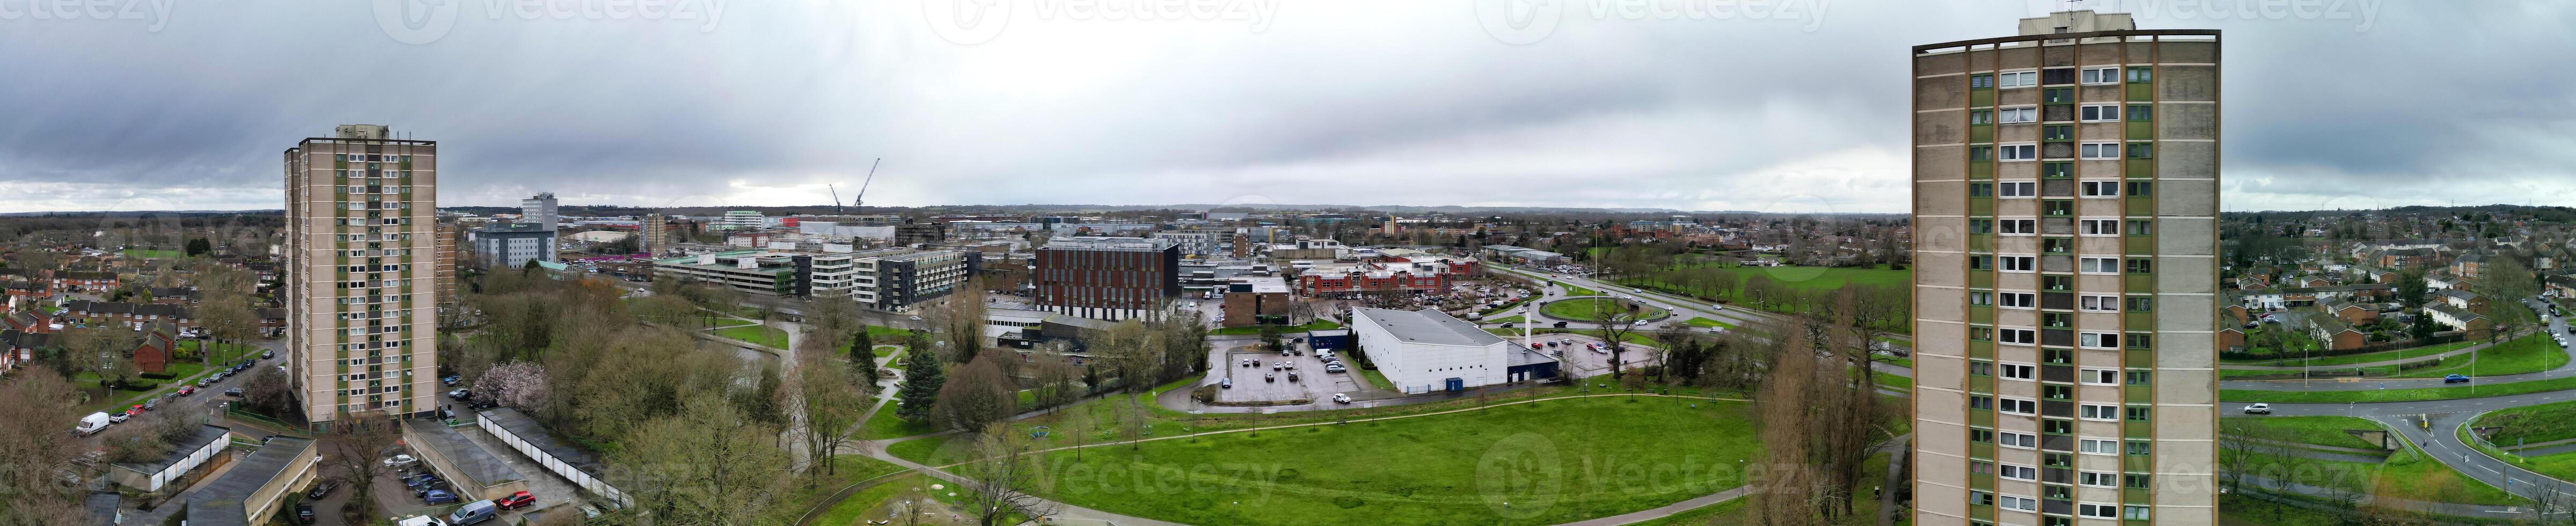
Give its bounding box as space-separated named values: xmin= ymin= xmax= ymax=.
xmin=850 ymin=329 xmax=879 ymax=384
xmin=895 ymin=347 xmax=945 ymax=421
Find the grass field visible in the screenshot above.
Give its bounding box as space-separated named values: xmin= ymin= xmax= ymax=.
xmin=1208 ymin=320 xmax=1344 ymax=337
xmin=1681 ymin=317 xmax=1737 ymax=330
xmin=2221 ymin=416 xmax=2382 ymax=450
xmin=1540 ymin=297 xmax=1667 ymax=322
xmin=121 ymin=249 xmax=180 ymax=259
xmin=764 ymin=455 xmax=908 ymax=525
xmin=1024 ymin=397 xmax=1763 ymax=526
xmin=713 ymin=325 xmax=789 ymax=349
xmin=2473 ymin=399 xmax=2576 ymax=445
xmin=2223 ymin=339 xmax=2479 ymax=367
xmin=1560 ymin=282 xmax=1600 ymax=297
xmin=2222 ymin=374 xmax=2576 ymax=404
xmin=2381 ymin=334 xmax=2564 ymax=378
xmin=1360 ymin=369 xmax=1395 ymax=391
xmin=2222 ymin=441 xmax=2522 ymax=506
xmin=1635 ymin=262 xmax=1910 ymax=293
xmin=858 ymin=404 xmax=941 ymax=440
xmin=805 ymin=471 xmax=1022 ymax=526
xmin=1483 ymin=315 xmax=1527 ymax=325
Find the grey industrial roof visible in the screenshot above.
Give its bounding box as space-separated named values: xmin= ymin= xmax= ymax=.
xmin=187 ymin=436 xmax=315 ymax=526
xmin=83 ymin=492 xmax=119 ymax=526
xmin=1506 ymin=346 xmax=1558 ymax=367
xmin=479 ymin=408 xmax=606 ymax=474
xmin=402 ymin=419 xmax=526 ymax=487
xmin=1354 ymin=308 xmax=1505 ymax=347
xmin=113 ymin=425 xmax=230 ymax=476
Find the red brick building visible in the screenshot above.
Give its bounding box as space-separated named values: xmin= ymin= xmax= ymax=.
xmin=129 ymin=328 xmax=178 ymax=374
xmin=1033 ymin=237 xmax=1181 ymax=320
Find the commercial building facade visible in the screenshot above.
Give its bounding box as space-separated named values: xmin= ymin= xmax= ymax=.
xmin=520 ymin=192 xmax=558 ymax=231
xmin=1909 ymin=12 xmax=2219 ymax=525
xmin=282 ymin=125 xmax=441 ymax=426
xmin=1034 ymin=237 xmax=1180 ymax=320
xmin=472 ymin=222 xmax=557 ymax=269
xmin=1349 ymin=308 xmax=1552 ymax=393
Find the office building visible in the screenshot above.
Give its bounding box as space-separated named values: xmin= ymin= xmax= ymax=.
xmin=520 ymin=192 xmax=558 ymax=231
xmin=472 ymin=222 xmax=557 ymax=269
xmin=281 ymin=124 xmax=440 ymax=427
xmin=1034 ymin=237 xmax=1180 ymax=320
xmin=718 ymin=210 xmax=765 ymax=230
xmin=1909 ymin=11 xmax=2218 ymax=525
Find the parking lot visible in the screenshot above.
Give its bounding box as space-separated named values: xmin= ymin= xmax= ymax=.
xmin=376 ymin=423 xmax=590 ymax=525
xmin=1512 ymin=333 xmax=1662 ymax=378
xmin=1213 ymin=342 xmax=1365 ymax=404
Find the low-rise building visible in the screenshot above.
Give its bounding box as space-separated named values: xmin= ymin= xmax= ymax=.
xmin=400 ymin=419 xmax=529 ymax=501
xmin=1219 ymin=277 xmax=1293 ymax=327
xmin=1350 ymin=308 xmax=1552 ymax=394
xmin=107 ymin=425 xmax=229 ymax=492
xmin=185 ymin=436 xmax=320 ymax=526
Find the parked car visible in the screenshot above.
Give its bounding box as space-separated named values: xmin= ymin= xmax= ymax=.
xmin=296 ymin=503 xmax=315 ymax=524
xmin=223 ymin=387 xmax=245 ymax=397
xmin=1333 ymin=393 xmax=1352 ymax=404
xmin=196 ymin=378 xmax=213 ymax=388
xmin=2446 ymin=374 xmax=2473 ymax=384
xmin=494 ymin=491 xmax=537 ymax=510
xmin=423 ymin=490 xmax=460 ymax=505
xmin=109 ymin=412 xmax=130 ymax=423
xmin=2242 ymin=404 xmax=2272 ymax=415
xmin=1325 ymin=364 xmax=1346 ymax=372
xmin=449 ymin=499 xmax=500 ymax=525
xmin=142 ymin=399 xmax=158 ymax=411
xmin=447 ymin=389 xmax=472 ymax=400
xmin=402 ymin=472 xmax=436 ymax=488
xmin=1220 ymin=378 xmax=1233 ymax=389
xmin=1287 ymin=372 xmax=1300 ymax=382
xmin=1264 ymin=373 xmax=1276 ymax=382
xmin=442 ymin=375 xmax=463 ymax=386
xmin=261 ymin=350 xmax=275 ymax=360
xmin=306 ymin=479 xmax=339 ymax=499
xmin=385 ymin=454 xmax=419 ymax=469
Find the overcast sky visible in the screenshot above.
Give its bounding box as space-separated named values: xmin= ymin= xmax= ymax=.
xmin=0 ymin=1 xmax=2566 ymax=214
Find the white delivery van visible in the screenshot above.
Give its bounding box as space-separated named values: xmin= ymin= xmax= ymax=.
xmin=77 ymin=412 xmax=112 ymax=435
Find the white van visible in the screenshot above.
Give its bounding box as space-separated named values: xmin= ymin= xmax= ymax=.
xmin=77 ymin=412 xmax=112 ymax=435
xmin=395 ymin=516 xmax=450 ymax=526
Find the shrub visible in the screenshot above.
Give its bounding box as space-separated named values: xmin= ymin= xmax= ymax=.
xmin=140 ymin=372 xmax=178 ymax=380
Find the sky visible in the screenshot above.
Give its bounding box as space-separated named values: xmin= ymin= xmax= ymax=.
xmin=0 ymin=0 xmax=2567 ymax=215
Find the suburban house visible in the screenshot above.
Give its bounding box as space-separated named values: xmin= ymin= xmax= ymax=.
xmin=2303 ymin=316 xmax=2368 ymax=352
xmin=128 ymin=327 xmax=179 ymax=374
xmin=2425 ymin=304 xmax=2494 ymax=340
xmin=2453 ymin=253 xmax=2487 ymax=279
xmin=2318 ymin=297 xmax=2379 ymax=325
xmin=2441 ymin=289 xmax=2490 ymax=314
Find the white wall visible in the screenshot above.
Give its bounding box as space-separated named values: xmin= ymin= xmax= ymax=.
xmin=1351 ymin=311 xmax=1508 ymax=394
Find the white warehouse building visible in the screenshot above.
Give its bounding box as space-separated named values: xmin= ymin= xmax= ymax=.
xmin=1351 ymin=307 xmax=1517 ymax=394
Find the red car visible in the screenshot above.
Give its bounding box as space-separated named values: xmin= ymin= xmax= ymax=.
xmin=127 ymin=405 xmax=144 ymax=417
xmin=177 ymin=386 xmax=197 ymax=396
xmin=494 ymin=491 xmax=536 ymax=510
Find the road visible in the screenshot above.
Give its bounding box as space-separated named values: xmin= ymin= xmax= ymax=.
xmin=2222 ymin=298 xmax=2575 ymax=391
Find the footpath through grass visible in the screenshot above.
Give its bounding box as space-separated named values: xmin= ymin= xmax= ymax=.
xmin=2223 ymin=339 xmax=2478 ymax=367
xmin=1025 ymin=397 xmax=1763 ymax=526
xmin=712 ymin=324 xmax=789 ymax=348
xmin=2222 ymin=374 xmax=2576 ymax=404
xmin=2380 ymin=334 xmax=2565 ymax=378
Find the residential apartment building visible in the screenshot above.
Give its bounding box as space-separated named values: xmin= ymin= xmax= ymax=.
xmin=839 ymin=249 xmax=977 ymax=311
xmin=435 ymin=221 xmax=459 ymax=320
xmin=282 ymin=124 xmax=441 ymax=427
xmin=1909 ymin=12 xmax=2219 ymax=525
xmin=1034 ymin=237 xmax=1180 ymax=320
xmin=1151 ymin=228 xmax=1227 ymax=257
xmin=641 ymin=213 xmax=668 ymax=257
xmin=717 ymin=210 xmax=765 ymax=230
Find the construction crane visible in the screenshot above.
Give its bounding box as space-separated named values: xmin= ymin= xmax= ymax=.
xmin=852 ymin=158 xmax=881 ymax=215
xmin=829 ymin=185 xmax=842 ymax=215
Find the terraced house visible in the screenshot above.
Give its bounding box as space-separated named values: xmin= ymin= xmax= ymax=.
xmin=1909 ymin=11 xmax=2220 ymax=525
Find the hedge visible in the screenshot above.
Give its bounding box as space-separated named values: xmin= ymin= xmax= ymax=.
xmin=140 ymin=372 xmax=178 ymax=380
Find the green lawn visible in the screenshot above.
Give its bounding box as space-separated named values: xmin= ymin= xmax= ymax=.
xmin=1208 ymin=320 xmax=1344 ymax=337
xmin=1359 ymin=369 xmax=1395 ymax=391
xmin=2380 ymin=334 xmax=2565 ymax=378
xmin=1638 ymin=262 xmax=1910 ymax=292
xmin=2379 ymin=443 xmax=2525 ymax=505
xmin=1680 ymin=317 xmax=1737 ymax=330
xmin=1539 ymin=297 xmax=1667 ymax=322
xmin=1560 ymin=282 xmax=1600 ymax=297
xmin=1483 ymin=315 xmax=1527 ymax=325
xmin=2222 ymin=374 xmax=2576 ymax=404
xmin=121 ymin=249 xmax=180 ymax=259
xmin=864 ymin=325 xmax=914 ymax=342
xmin=1871 ymin=370 xmax=1911 ymax=391
xmin=2221 ymin=416 xmax=2382 ymax=450
xmin=2473 ymin=399 xmax=2576 ymax=445
xmin=810 ymin=473 xmax=926 ymax=526
xmin=886 ymin=434 xmax=958 ymax=465
xmin=763 ymin=455 xmax=908 ymax=524
xmin=712 ymin=324 xmax=789 ymax=349
xmin=857 ymin=404 xmax=940 ymax=440
xmin=2222 ymin=339 xmax=2478 ymax=367
xmin=1027 ymin=397 xmax=1763 ymax=526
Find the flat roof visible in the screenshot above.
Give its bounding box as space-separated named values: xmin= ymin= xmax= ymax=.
xmin=1507 ymin=346 xmax=1558 ymax=367
xmin=402 ymin=419 xmax=526 ymax=487
xmin=1354 ymin=308 xmax=1505 ymax=347
xmin=114 ymin=425 xmax=230 ymax=476
xmin=187 ymin=436 xmax=316 ymax=526
xmin=84 ymin=492 xmax=119 ymax=526
xmin=478 ymin=408 xmax=606 ymax=474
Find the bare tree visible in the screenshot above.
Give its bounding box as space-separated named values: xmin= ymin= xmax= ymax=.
xmin=792 ymin=349 xmax=866 ymax=482
xmin=1752 ymin=326 xmax=1820 ymax=526
xmin=612 ymin=394 xmax=792 ymax=525
xmin=327 ymin=412 xmax=401 ymax=523
xmin=1585 ymin=297 xmax=1644 ymax=379
xmin=957 ymin=422 xmax=1059 ymax=526
xmin=0 ymin=368 xmax=90 ymax=526
xmin=240 ymin=367 xmax=294 ymax=416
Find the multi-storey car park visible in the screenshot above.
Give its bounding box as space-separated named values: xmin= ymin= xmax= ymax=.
xmin=1909 ymin=11 xmax=2220 ymax=525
